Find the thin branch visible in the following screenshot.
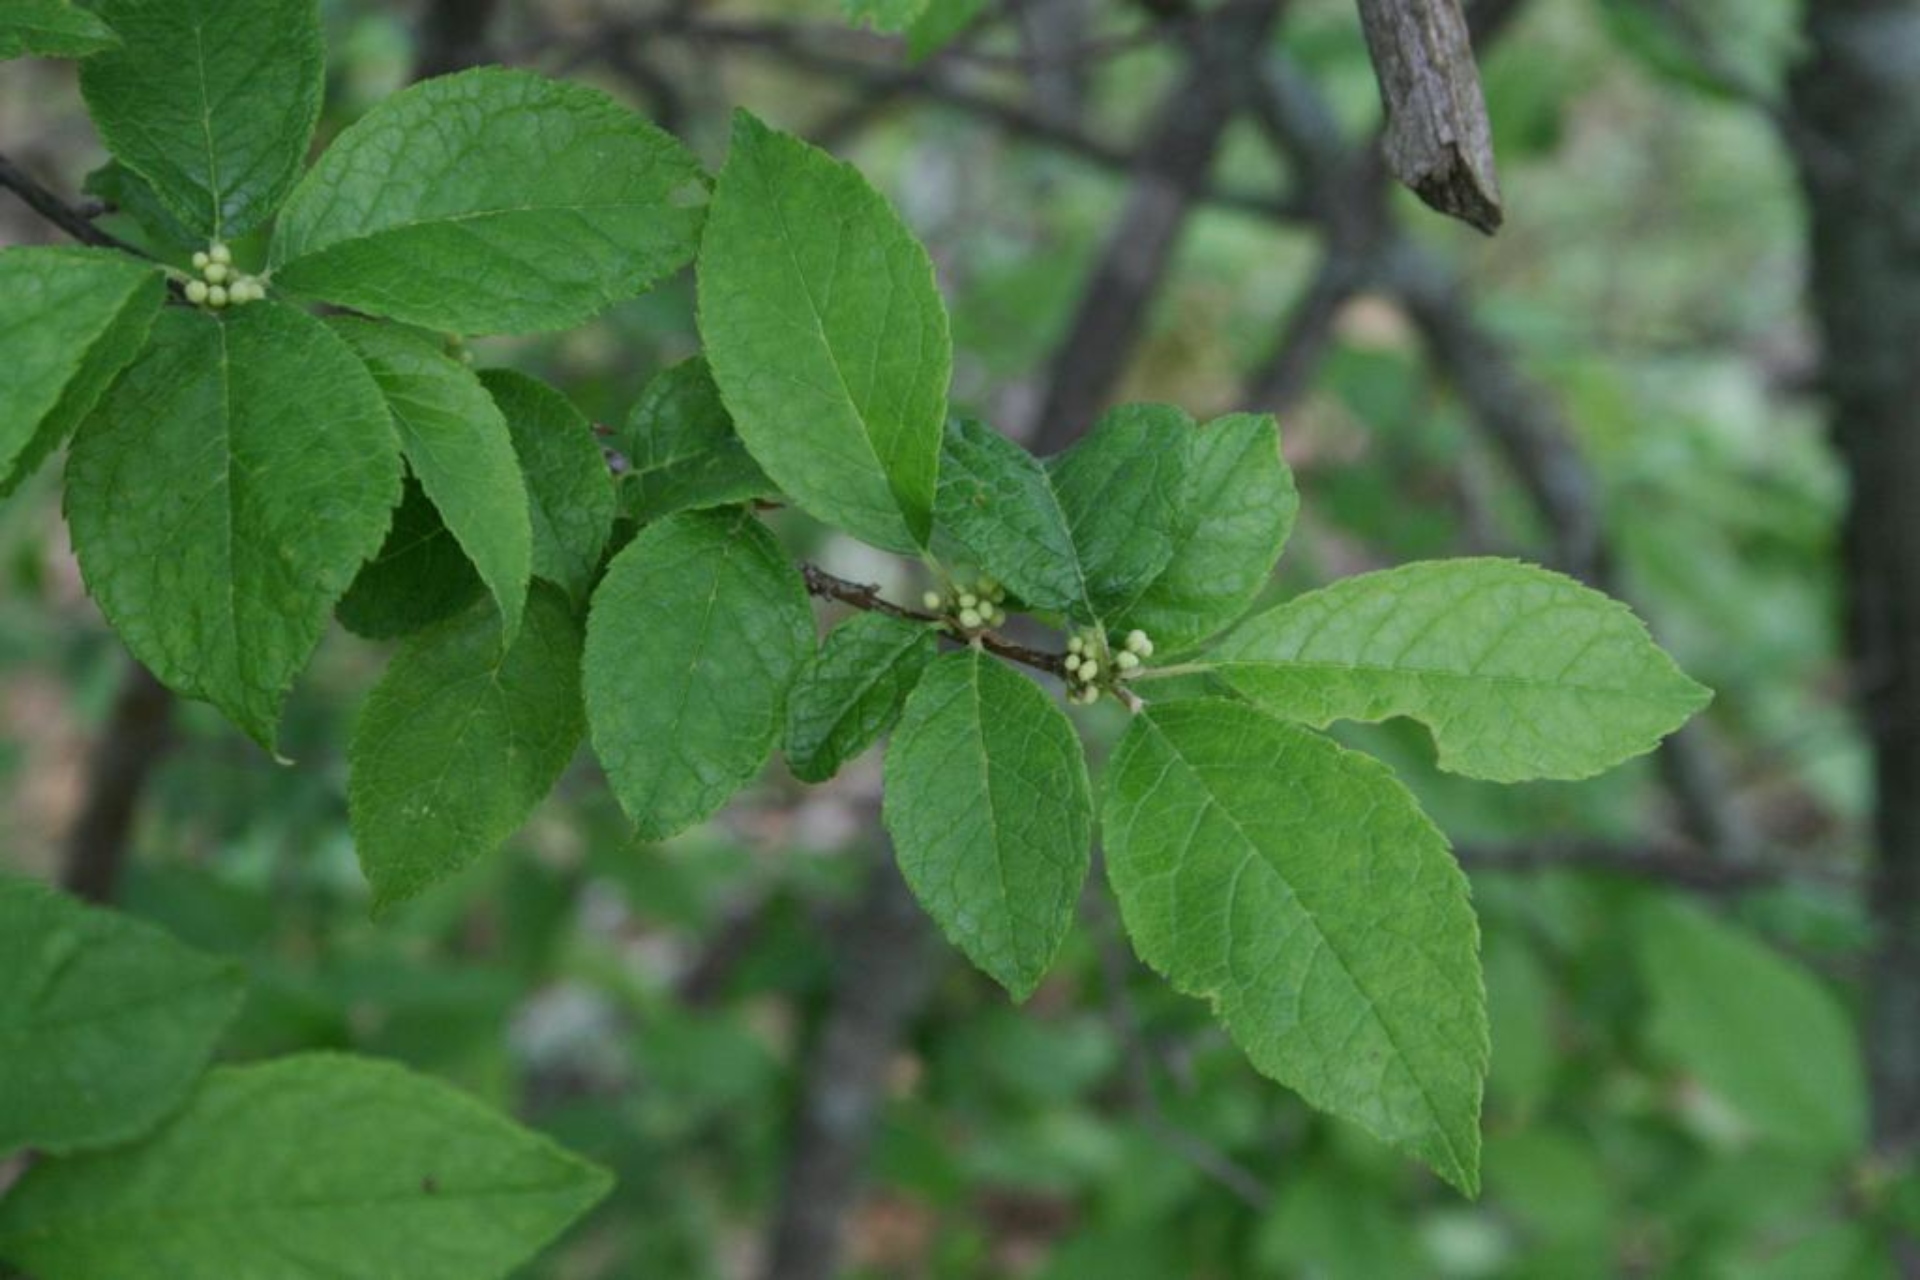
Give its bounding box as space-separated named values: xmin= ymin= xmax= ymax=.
xmin=1455 ymin=839 xmax=1850 ymax=895
xmin=0 ymin=152 xmax=152 ymax=258
xmin=62 ymin=662 xmax=174 ymax=904
xmin=558 ymin=13 xmax=1308 ymax=227
xmin=800 ymin=563 xmax=1068 ymax=677
xmin=1028 ymin=0 xmax=1288 ymax=448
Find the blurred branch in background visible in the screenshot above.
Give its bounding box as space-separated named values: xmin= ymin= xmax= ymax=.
xmin=765 ymin=843 xmax=942 ymax=1280
xmin=1789 ymin=6 xmax=1920 ymax=1259
xmin=60 ymin=663 xmax=172 ymax=904
xmin=1027 ymin=0 xmax=1286 ymax=449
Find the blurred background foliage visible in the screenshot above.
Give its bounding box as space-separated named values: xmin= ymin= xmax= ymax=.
xmin=1 ymin=0 xmax=1900 ymax=1276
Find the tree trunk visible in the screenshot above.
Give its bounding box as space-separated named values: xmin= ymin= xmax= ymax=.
xmin=1789 ymin=3 xmax=1920 ymax=1258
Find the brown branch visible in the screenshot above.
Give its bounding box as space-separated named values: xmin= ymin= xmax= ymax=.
xmin=800 ymin=563 xmax=1069 ymax=677
xmin=765 ymin=842 xmax=942 ymax=1280
xmin=1028 ymin=0 xmax=1288 ymax=449
xmin=1455 ymin=840 xmax=1848 ymax=895
xmin=561 ymin=12 xmax=1307 ymax=228
xmin=61 ymin=663 xmax=174 ymax=904
xmin=1354 ymin=0 xmax=1503 ymax=232
xmin=0 ymin=152 xmax=153 ymax=259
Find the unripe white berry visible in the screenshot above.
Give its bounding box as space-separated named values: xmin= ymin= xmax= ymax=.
xmin=1068 ymin=636 xmax=1084 ymax=655
xmin=958 ymin=593 xmax=977 ymax=610
xmin=206 ymin=284 xmax=228 ymax=308
xmin=203 ymin=262 xmax=228 ymax=284
xmin=922 ymin=591 xmax=943 ymax=611
xmin=1081 ymin=661 xmax=1099 ymax=681
xmin=209 ymin=242 xmax=231 ymax=265
xmin=185 ymin=279 xmax=209 ymax=304
xmin=989 ymin=606 xmax=1006 ymax=627
xmin=191 ymin=251 xmax=210 ymax=270
xmin=958 ymin=607 xmax=982 ymax=629
xmin=1125 ymin=629 xmax=1150 ymax=655
xmin=1116 ymin=651 xmax=1140 ymax=671
xmin=1065 ymin=653 xmax=1081 ymax=672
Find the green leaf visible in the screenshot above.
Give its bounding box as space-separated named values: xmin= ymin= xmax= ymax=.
xmin=784 ymin=611 xmax=938 ymax=783
xmin=82 ymin=161 xmax=197 ymax=255
xmin=79 ymin=0 xmax=322 ymax=239
xmin=584 ymin=508 xmax=812 ymax=839
xmin=331 ymin=318 xmax=531 ymax=643
xmin=1205 ymin=558 xmax=1712 ymax=782
xmin=1117 ymin=412 xmax=1295 ymax=653
xmin=0 ymin=1053 xmax=613 ymax=1280
xmin=906 ymin=0 xmax=988 ymax=62
xmin=336 ymin=477 xmax=486 ymax=640
xmin=67 ymin=304 xmax=401 ymax=751
xmin=1102 ymin=700 xmax=1486 ymax=1192
xmin=0 ymin=875 xmax=242 ymax=1157
xmin=883 ymin=649 xmax=1092 ymax=999
xmin=481 ymin=370 xmax=617 ymax=605
xmin=0 ymin=0 xmax=118 ymax=60
xmin=934 ymin=416 xmax=1092 ymax=618
xmin=1637 ymin=897 xmax=1866 ymax=1156
xmin=272 ymin=68 xmax=707 ymax=334
xmin=698 ymin=111 xmax=949 ymax=553
xmin=350 ymin=585 xmax=585 ymax=912
xmin=619 ymin=357 xmax=778 ymax=522
xmin=0 ymin=246 xmax=163 ymax=499
xmin=1047 ymin=403 xmax=1195 ymax=614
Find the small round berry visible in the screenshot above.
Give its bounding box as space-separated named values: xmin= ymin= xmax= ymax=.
xmin=206 ymin=284 xmax=228 ymax=308
xmin=203 ymin=262 xmax=229 ymax=284
xmin=1081 ymin=661 xmax=1099 ymax=681
xmin=1116 ymin=650 xmax=1140 ymax=671
xmin=958 ymin=607 xmax=982 ymax=629
xmin=185 ymin=279 xmax=209 ymax=304
xmin=922 ymin=591 xmax=943 ymax=611
xmin=191 ymin=251 xmax=211 ymax=270
xmin=1125 ymin=629 xmax=1150 ymax=655
xmin=957 ymin=592 xmax=978 ymax=610
xmin=209 ymin=242 xmax=231 ymax=266
xmin=989 ymin=606 xmax=1007 ymax=627
xmin=1065 ymin=653 xmax=1082 ymax=673
xmin=1067 ymin=636 xmax=1085 ymax=655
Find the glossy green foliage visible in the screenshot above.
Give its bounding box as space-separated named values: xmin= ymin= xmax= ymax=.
xmin=1103 ymin=700 xmax=1487 ymax=1192
xmin=0 ymin=246 xmax=162 ymax=498
xmin=0 ymin=0 xmax=118 ymax=60
xmin=1117 ymin=412 xmax=1296 ymax=653
xmin=350 ymin=586 xmax=586 ymax=913
xmin=79 ymin=0 xmax=320 ymax=238
xmin=0 ymin=876 xmax=241 ymax=1157
xmin=698 ymin=111 xmax=948 ymax=553
xmin=619 ymin=357 xmax=777 ymax=523
xmin=884 ymin=650 xmax=1093 ymax=999
xmin=1047 ymin=403 xmax=1196 ymax=615
xmin=785 ymin=611 xmax=939 ymax=783
xmin=1207 ymin=559 xmax=1713 ymax=781
xmin=335 ymin=478 xmax=486 ymax=641
xmin=482 ymin=369 xmax=616 ymax=605
xmin=331 ymin=318 xmax=531 ymax=643
xmin=935 ymin=416 xmax=1093 ymax=618
xmin=272 ymin=68 xmax=707 ymax=334
xmin=0 ymin=1054 xmax=613 ymax=1280
xmin=584 ymin=508 xmax=813 ymax=839
xmin=66 ymin=304 xmax=401 ymax=751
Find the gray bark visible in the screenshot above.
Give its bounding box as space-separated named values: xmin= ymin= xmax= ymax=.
xmin=1789 ymin=5 xmax=1920 ymax=1247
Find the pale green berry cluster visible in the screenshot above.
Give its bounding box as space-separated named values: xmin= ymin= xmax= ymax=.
xmin=1063 ymin=628 xmax=1153 ymax=706
xmin=923 ymin=576 xmax=1008 ymax=632
xmin=183 ymin=242 xmax=265 ymax=309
